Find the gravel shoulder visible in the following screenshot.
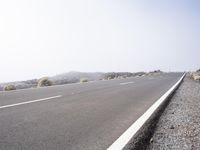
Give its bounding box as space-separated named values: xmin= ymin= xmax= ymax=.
xmin=147 ymin=76 xmax=200 ymax=150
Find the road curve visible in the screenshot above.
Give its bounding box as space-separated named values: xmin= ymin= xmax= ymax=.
xmin=0 ymin=73 xmax=182 ymax=150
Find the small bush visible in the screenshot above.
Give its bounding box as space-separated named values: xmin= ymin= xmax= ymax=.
xmin=37 ymin=77 xmax=52 ymax=87
xmin=194 ymin=75 xmax=200 ymax=81
xmin=3 ymin=85 xmax=16 ymax=91
xmin=103 ymin=72 xmax=136 ymax=80
xmin=80 ymin=78 xmax=88 ymax=83
xmin=191 ymin=72 xmax=200 ymax=82
xmin=148 ymin=70 xmax=162 ymax=75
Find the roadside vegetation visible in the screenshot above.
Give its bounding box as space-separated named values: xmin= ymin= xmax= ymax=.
xmin=147 ymin=70 xmax=163 ymax=76
xmin=80 ymin=78 xmax=88 ymax=83
xmin=190 ymin=69 xmax=200 ymax=82
xmin=3 ymin=84 xmax=16 ymax=91
xmin=103 ymin=72 xmax=145 ymax=80
xmin=0 ymin=71 xmax=168 ymax=91
xmin=37 ymin=77 xmax=53 ymax=87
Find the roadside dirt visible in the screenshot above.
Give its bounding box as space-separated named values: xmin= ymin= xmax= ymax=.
xmin=147 ymin=76 xmax=200 ymax=150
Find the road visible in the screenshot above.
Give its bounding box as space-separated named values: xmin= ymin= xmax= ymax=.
xmin=0 ymin=73 xmax=182 ymax=150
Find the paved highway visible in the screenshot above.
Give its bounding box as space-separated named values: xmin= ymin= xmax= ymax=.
xmin=0 ymin=73 xmax=182 ymax=150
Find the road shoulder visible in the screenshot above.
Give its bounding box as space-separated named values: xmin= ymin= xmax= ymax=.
xmin=147 ymin=76 xmax=200 ymax=149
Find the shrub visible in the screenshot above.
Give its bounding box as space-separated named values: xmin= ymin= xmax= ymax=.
xmin=3 ymin=85 xmax=16 ymax=91
xmin=147 ymin=70 xmax=162 ymax=76
xmin=103 ymin=72 xmax=136 ymax=80
xmin=193 ymin=75 xmax=200 ymax=81
xmin=37 ymin=77 xmax=52 ymax=87
xmin=191 ymin=72 xmax=200 ymax=82
xmin=80 ymin=78 xmax=88 ymax=83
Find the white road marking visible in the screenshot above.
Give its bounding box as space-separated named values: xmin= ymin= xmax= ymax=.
xmin=120 ymin=82 xmax=134 ymax=85
xmin=0 ymin=95 xmax=62 ymax=109
xmin=107 ymin=73 xmax=185 ymax=150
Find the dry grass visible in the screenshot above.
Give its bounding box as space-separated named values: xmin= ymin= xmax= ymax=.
xmin=3 ymin=85 xmax=16 ymax=91
xmin=190 ymin=71 xmax=200 ymax=81
xmin=37 ymin=77 xmax=53 ymax=87
xmin=80 ymin=78 xmax=88 ymax=83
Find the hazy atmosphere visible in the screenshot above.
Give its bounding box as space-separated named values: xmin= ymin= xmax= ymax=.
xmin=0 ymin=0 xmax=199 ymax=82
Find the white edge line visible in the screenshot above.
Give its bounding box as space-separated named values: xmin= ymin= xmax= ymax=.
xmin=120 ymin=82 xmax=134 ymax=85
xmin=0 ymin=95 xmax=62 ymax=109
xmin=107 ymin=73 xmax=185 ymax=150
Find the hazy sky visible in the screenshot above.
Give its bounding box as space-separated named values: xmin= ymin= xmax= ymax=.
xmin=0 ymin=0 xmax=200 ymax=82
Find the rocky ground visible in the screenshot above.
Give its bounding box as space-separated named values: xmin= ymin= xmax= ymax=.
xmin=147 ymin=75 xmax=200 ymax=150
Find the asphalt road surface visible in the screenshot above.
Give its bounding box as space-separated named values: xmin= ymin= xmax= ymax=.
xmin=0 ymin=73 xmax=182 ymax=150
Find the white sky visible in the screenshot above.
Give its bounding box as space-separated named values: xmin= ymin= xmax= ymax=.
xmin=0 ymin=0 xmax=200 ymax=82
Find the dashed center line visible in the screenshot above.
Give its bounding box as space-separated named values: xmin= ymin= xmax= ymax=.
xmin=120 ymin=82 xmax=134 ymax=85
xmin=0 ymin=95 xmax=62 ymax=110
